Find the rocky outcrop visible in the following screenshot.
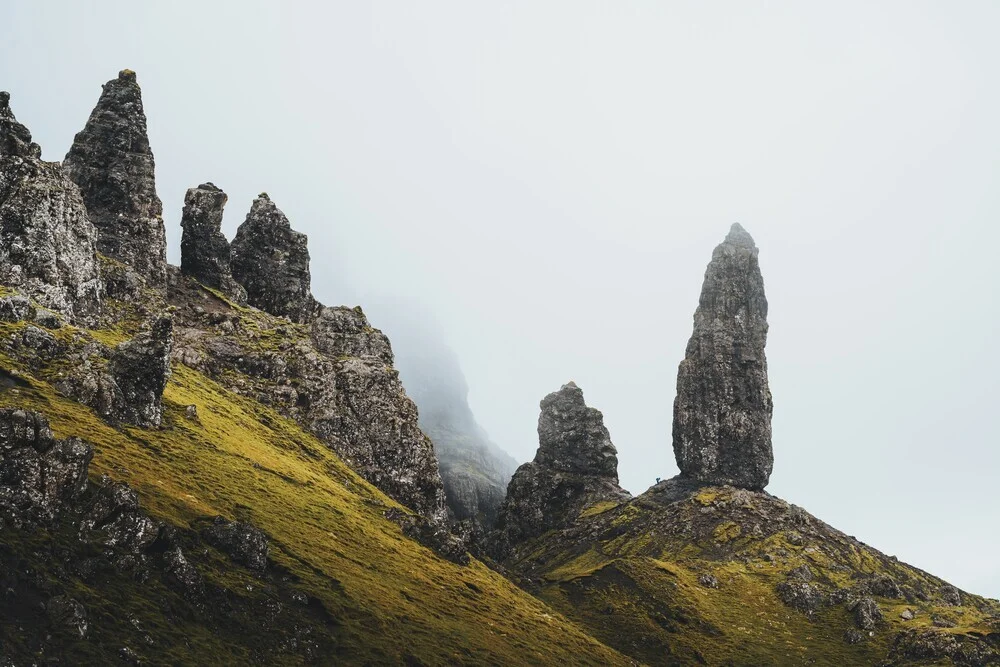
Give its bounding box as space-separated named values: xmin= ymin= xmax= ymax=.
xmin=108 ymin=315 xmax=172 ymax=427
xmin=0 ymin=409 xmax=93 ymax=527
xmin=311 ymin=305 xmax=392 ymax=363
xmin=231 ymin=194 xmax=317 ymax=323
xmin=673 ymin=223 xmax=773 ymax=491
xmin=0 ymin=92 xmax=103 ymax=323
xmin=200 ymin=516 xmax=269 ymax=571
xmin=63 ymin=70 xmax=167 ymax=284
xmin=490 ymin=382 xmax=629 ymax=558
xmin=179 ymin=183 xmax=246 ymax=303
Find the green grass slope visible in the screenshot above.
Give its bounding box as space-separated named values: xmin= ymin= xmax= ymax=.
xmin=505 ymin=480 xmax=1000 ymax=666
xmin=0 ymin=311 xmax=629 ymax=665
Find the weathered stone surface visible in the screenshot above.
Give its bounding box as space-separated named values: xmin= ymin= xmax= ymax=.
xmin=490 ymin=382 xmax=630 ymax=558
xmin=851 ymin=596 xmax=884 ymax=630
xmin=231 ymin=194 xmax=317 ymax=323
xmin=107 ymin=314 xmax=172 ymax=427
xmin=0 ymin=409 xmax=93 ymax=527
xmin=63 ymin=70 xmax=167 ymax=284
xmin=311 ymin=305 xmax=392 ymax=363
xmin=201 ymin=516 xmax=269 ymax=571
xmin=79 ymin=476 xmax=160 ymax=554
xmin=1 ymin=93 xmax=103 ymax=323
xmin=179 ymin=183 xmax=247 ymax=303
xmin=673 ymin=223 xmax=773 ymax=490
xmin=46 ymin=595 xmax=88 ymax=639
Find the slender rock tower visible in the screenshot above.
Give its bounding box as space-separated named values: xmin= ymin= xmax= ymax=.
xmin=179 ymin=182 xmax=247 ymax=303
xmin=64 ymin=70 xmax=167 ymax=285
xmin=673 ymin=223 xmax=773 ymax=490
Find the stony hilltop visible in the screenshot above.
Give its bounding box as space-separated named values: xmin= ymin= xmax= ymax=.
xmin=1 ymin=70 xmax=997 ymax=665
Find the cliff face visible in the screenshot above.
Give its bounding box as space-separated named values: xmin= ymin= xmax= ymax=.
xmin=0 ymin=92 xmax=103 ymax=324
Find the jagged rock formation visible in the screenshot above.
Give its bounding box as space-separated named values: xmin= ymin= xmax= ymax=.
xmin=107 ymin=314 xmax=172 ymax=427
xmin=63 ymin=70 xmax=167 ymax=285
xmin=0 ymin=409 xmax=93 ymax=527
xmin=490 ymin=382 xmax=629 ymax=559
xmin=311 ymin=305 xmax=393 ymax=362
xmin=673 ymin=223 xmax=773 ymax=491
xmin=0 ymin=92 xmax=102 ymax=323
xmin=179 ymin=183 xmax=246 ymax=303
xmin=231 ymin=194 xmax=317 ymax=323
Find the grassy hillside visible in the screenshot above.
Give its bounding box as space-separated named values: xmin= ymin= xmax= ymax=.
xmin=0 ymin=309 xmax=629 ymax=665
xmin=505 ymin=480 xmax=1000 ymax=666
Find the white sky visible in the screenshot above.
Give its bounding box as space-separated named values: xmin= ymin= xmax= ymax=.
xmin=2 ymin=1 xmax=998 ymax=599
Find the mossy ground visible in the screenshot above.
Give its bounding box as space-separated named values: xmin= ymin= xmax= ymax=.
xmin=0 ymin=313 xmax=629 ymax=665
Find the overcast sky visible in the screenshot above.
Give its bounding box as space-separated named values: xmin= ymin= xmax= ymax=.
xmin=2 ymin=1 xmax=998 ymax=598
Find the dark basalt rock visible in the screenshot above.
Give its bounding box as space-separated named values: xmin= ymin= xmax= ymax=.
xmin=162 ymin=546 xmax=206 ymax=601
xmin=1 ymin=93 xmax=103 ymax=323
xmin=179 ymin=183 xmax=247 ymax=303
xmin=851 ymin=596 xmax=884 ymax=631
xmin=673 ymin=223 xmax=773 ymax=491
xmin=201 ymin=516 xmax=269 ymax=571
xmin=231 ymin=194 xmax=317 ymax=323
xmin=79 ymin=476 xmax=160 ymax=554
xmin=63 ymin=70 xmax=167 ymax=285
xmin=0 ymin=409 xmax=93 ymax=527
xmin=107 ymin=314 xmax=172 ymax=427
xmin=46 ymin=595 xmax=88 ymax=639
xmin=490 ymin=382 xmax=630 ymax=559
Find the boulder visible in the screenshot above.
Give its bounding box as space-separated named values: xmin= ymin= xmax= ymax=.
xmin=201 ymin=516 xmax=269 ymax=571
xmin=63 ymin=70 xmax=167 ymax=284
xmin=673 ymin=223 xmax=773 ymax=490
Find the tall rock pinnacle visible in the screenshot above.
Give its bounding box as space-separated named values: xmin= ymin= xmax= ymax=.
xmin=179 ymin=183 xmax=247 ymax=303
xmin=63 ymin=70 xmax=167 ymax=285
xmin=0 ymin=92 xmax=103 ymax=322
xmin=230 ymin=193 xmax=317 ymax=323
xmin=491 ymin=382 xmax=630 ymax=558
xmin=673 ymin=223 xmax=773 ymax=490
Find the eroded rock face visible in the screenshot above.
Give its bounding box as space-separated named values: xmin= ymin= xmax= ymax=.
xmin=311 ymin=306 xmax=392 ymax=363
xmin=201 ymin=516 xmax=269 ymax=571
xmin=0 ymin=92 xmax=103 ymax=323
xmin=490 ymin=382 xmax=630 ymax=558
xmin=673 ymin=223 xmax=773 ymax=491
xmin=0 ymin=409 xmax=94 ymax=527
xmin=179 ymin=183 xmax=247 ymax=303
xmin=108 ymin=315 xmax=172 ymax=427
xmin=63 ymin=70 xmax=167 ymax=285
xmin=231 ymin=194 xmax=317 ymax=323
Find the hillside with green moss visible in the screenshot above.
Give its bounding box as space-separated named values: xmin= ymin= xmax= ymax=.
xmin=0 ymin=297 xmax=629 ymax=665
xmin=500 ymin=478 xmax=1000 ymax=666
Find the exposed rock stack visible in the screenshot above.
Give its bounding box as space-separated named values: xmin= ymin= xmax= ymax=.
xmin=311 ymin=305 xmax=393 ymax=363
xmin=108 ymin=314 xmax=173 ymax=427
xmin=673 ymin=223 xmax=773 ymax=490
xmin=0 ymin=92 xmax=103 ymax=323
xmin=63 ymin=70 xmax=167 ymax=285
xmin=179 ymin=182 xmax=247 ymax=303
xmin=231 ymin=194 xmax=317 ymax=323
xmin=491 ymin=382 xmax=629 ymax=558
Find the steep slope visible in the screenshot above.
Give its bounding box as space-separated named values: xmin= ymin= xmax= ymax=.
xmin=369 ymin=306 xmax=518 ymax=531
xmin=0 ymin=298 xmax=629 ymax=665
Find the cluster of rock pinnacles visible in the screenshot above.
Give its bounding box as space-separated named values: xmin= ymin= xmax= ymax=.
xmin=3 ymin=68 xmax=773 ymax=546
xmin=494 ymin=223 xmax=773 ymax=552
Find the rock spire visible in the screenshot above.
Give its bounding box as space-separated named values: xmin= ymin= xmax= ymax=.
xmin=491 ymin=382 xmax=629 ymax=558
xmin=0 ymin=92 xmax=103 ymax=322
xmin=63 ymin=70 xmax=167 ymax=284
xmin=179 ymin=182 xmax=247 ymax=303
xmin=672 ymin=223 xmax=773 ymax=490
xmin=230 ymin=194 xmax=317 ymax=323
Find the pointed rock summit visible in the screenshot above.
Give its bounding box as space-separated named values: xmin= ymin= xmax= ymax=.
xmin=64 ymin=70 xmax=167 ymax=285
xmin=491 ymin=382 xmax=630 ymax=558
xmin=0 ymin=92 xmax=102 ymax=322
xmin=179 ymin=183 xmax=247 ymax=303
xmin=231 ymin=193 xmax=317 ymax=323
xmin=673 ymin=223 xmax=773 ymax=490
